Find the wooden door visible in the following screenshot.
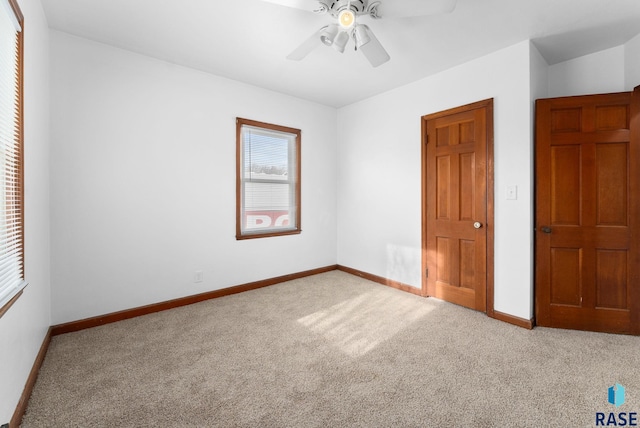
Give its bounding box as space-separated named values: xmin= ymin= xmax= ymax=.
xmin=422 ymin=100 xmax=493 ymax=312
xmin=535 ymin=89 xmax=640 ymax=335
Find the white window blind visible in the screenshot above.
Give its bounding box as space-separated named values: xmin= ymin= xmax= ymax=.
xmin=0 ymin=0 xmax=25 ymax=311
xmin=237 ymin=119 xmax=301 ymax=239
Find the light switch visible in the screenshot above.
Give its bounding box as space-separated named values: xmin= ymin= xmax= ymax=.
xmin=506 ymin=185 xmax=518 ymax=200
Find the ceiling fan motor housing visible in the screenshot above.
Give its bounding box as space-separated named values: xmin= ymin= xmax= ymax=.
xmin=320 ymin=0 xmax=381 ymax=19
xmin=328 ymin=0 xmax=367 ymax=15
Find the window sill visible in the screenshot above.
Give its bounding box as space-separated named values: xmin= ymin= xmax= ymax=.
xmin=236 ymin=229 xmax=302 ymax=240
xmin=0 ymin=281 xmax=28 ymax=319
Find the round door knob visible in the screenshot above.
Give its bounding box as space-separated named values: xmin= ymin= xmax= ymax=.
xmin=473 ymin=221 xmax=482 ymax=229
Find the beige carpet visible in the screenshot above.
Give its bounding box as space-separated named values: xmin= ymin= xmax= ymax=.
xmin=21 ymin=271 xmax=640 ymax=427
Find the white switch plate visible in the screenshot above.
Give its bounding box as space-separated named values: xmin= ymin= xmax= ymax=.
xmin=506 ymin=185 xmax=518 ymax=200
xmin=194 ymin=271 xmax=203 ymax=283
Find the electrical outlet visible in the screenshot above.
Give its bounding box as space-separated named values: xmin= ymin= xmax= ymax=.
xmin=194 ymin=271 xmax=203 ymax=283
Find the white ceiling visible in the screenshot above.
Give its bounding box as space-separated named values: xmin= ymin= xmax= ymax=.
xmin=41 ymin=0 xmax=640 ymax=107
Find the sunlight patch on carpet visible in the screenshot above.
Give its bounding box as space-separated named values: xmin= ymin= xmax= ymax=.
xmin=297 ymin=289 xmax=435 ymax=357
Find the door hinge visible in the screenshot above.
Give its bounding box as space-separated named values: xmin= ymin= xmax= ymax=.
xmin=425 ymin=268 xmax=429 ymax=278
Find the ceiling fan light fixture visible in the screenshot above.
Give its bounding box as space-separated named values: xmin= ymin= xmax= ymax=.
xmin=333 ymin=31 xmax=349 ymax=53
xmin=338 ymin=9 xmax=355 ymax=29
xmin=354 ymin=24 xmax=371 ymax=48
xmin=320 ymin=24 xmax=339 ymax=46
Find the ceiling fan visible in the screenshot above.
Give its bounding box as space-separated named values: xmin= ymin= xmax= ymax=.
xmin=260 ymin=0 xmax=458 ymax=67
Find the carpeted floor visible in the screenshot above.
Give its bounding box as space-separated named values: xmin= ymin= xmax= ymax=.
xmin=21 ymin=270 xmax=640 ymax=427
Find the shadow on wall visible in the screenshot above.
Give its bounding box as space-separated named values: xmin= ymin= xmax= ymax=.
xmin=386 ymin=243 xmax=422 ymax=288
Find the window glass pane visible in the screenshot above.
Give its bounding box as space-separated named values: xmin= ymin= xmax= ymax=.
xmin=242 ymin=127 xmax=293 ymax=182
xmin=243 ymin=182 xmax=294 ymax=232
xmin=244 ymin=181 xmax=292 ymax=211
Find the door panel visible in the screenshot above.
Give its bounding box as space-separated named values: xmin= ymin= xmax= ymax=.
xmin=550 ymin=145 xmax=581 ymax=225
xmin=595 ymin=250 xmax=627 ymax=309
xmin=549 ymin=248 xmax=581 ymax=307
xmin=536 ymin=90 xmax=640 ymax=335
xmin=422 ymin=100 xmax=492 ymax=312
xmin=596 ymin=143 xmax=628 ymax=225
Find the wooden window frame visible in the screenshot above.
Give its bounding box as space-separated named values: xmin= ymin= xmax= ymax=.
xmin=236 ymin=118 xmax=301 ymax=240
xmin=0 ymin=0 xmax=25 ymax=319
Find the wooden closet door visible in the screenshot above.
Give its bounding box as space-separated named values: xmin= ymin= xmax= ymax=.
xmin=535 ymin=90 xmax=640 ymax=335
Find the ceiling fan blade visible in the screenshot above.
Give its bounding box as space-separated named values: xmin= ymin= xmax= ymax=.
xmin=373 ymin=0 xmax=457 ymax=18
xmin=260 ymin=0 xmax=330 ymax=13
xmin=358 ymin=26 xmax=390 ymax=67
xmin=286 ymin=26 xmax=326 ymax=60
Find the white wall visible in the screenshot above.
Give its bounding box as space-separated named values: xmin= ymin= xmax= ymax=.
xmin=50 ymin=31 xmax=337 ymax=324
xmin=548 ymin=46 xmax=626 ymax=97
xmin=0 ymin=0 xmax=51 ymax=423
xmin=337 ymin=41 xmax=536 ymax=320
xmin=530 ymin=43 xmax=550 ymax=103
xmin=625 ymin=33 xmax=640 ymax=90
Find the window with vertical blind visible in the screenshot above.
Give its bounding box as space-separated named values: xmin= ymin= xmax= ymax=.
xmin=0 ymin=0 xmax=25 ymax=317
xmin=236 ymin=118 xmax=301 ymax=239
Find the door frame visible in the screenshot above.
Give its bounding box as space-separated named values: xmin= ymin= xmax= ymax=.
xmin=632 ymin=85 xmax=640 ymax=335
xmin=421 ymin=98 xmax=496 ymax=317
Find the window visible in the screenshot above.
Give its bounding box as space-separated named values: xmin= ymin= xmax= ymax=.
xmin=0 ymin=0 xmax=25 ymax=317
xmin=236 ymin=118 xmax=301 ymax=239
